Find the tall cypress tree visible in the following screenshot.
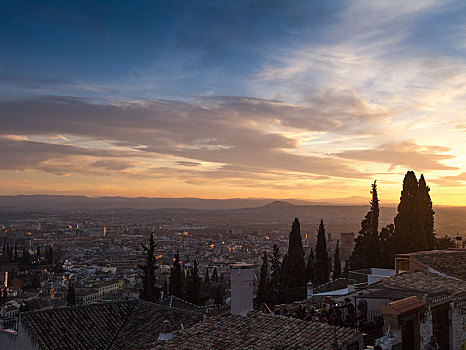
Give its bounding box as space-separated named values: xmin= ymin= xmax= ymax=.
xmin=333 ymin=240 xmax=342 ymax=279
xmin=394 ymin=171 xmax=425 ymax=253
xmin=67 ymin=282 xmax=76 ymax=305
xmin=419 ymin=174 xmax=435 ymax=250
xmin=306 ymin=249 xmax=315 ymax=284
xmin=348 ymin=181 xmax=380 ymax=270
xmin=379 ymin=224 xmax=395 ymax=268
xmin=315 ymin=219 xmax=330 ymax=285
xmin=204 ymin=267 xmax=210 ymax=284
xmin=256 ymin=251 xmax=270 ymax=308
xmin=269 ymin=244 xmax=281 ymax=304
xmin=186 ymin=260 xmax=202 ymax=305
xmin=211 ymin=267 xmax=219 ymax=283
xmin=169 ymin=251 xmax=184 ymax=298
xmin=139 ymin=232 xmax=158 ymax=302
xmin=280 ymin=218 xmax=307 ymax=302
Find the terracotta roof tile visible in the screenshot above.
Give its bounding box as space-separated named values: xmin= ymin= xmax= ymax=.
xmin=20 ymin=300 xmax=205 ymax=350
xmin=380 ymin=296 xmax=426 ymax=315
xmin=145 ymin=312 xmax=361 ymax=350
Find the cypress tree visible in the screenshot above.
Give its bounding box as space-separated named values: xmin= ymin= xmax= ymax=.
xmin=315 ymin=219 xmax=330 ymax=285
xmin=394 ymin=171 xmax=424 ymax=253
xmin=186 ymin=260 xmax=202 ymax=305
xmin=256 ymin=251 xmax=269 ymax=308
xmin=379 ymin=224 xmax=395 ymax=268
xmin=139 ymin=232 xmax=158 ymax=302
xmin=333 ymin=240 xmax=342 ymax=279
xmin=169 ymin=251 xmax=184 ymax=298
xmin=419 ymin=174 xmax=435 ymax=250
xmin=269 ymin=244 xmax=281 ymax=304
xmin=343 ymin=260 xmax=350 ymax=278
xmin=214 ymin=284 xmax=223 ymax=305
xmin=348 ymin=181 xmax=380 ymax=270
xmin=306 ymin=249 xmax=315 ymax=284
xmin=280 ymin=218 xmax=307 ymax=302
xmin=67 ymin=282 xmax=76 ymax=305
xmin=204 ymin=267 xmax=210 ymax=284
xmin=211 ymin=267 xmax=219 ymax=283
xmin=162 ymin=278 xmax=168 ymax=298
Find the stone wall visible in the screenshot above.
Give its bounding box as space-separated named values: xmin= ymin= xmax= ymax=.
xmin=451 ymin=305 xmax=465 ymax=350
xmin=420 ymin=312 xmax=433 ymax=348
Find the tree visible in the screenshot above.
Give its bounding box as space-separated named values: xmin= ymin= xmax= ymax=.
xmin=67 ymin=282 xmax=76 ymax=305
xmin=306 ymin=249 xmax=315 ymax=284
xmin=185 ymin=260 xmax=202 ymax=305
xmin=204 ymin=267 xmax=210 ymax=284
xmin=348 ymin=181 xmax=381 ymax=270
xmin=169 ymin=251 xmax=184 ymax=298
xmin=315 ymin=219 xmax=330 ymax=285
xmin=333 ymin=240 xmax=342 ymax=279
xmin=379 ymin=224 xmax=395 ymax=268
xmin=269 ymin=244 xmax=281 ymax=304
xmin=139 ymin=232 xmax=159 ymax=302
xmin=256 ymin=251 xmax=269 ymax=308
xmin=211 ymin=267 xmax=219 ymax=283
xmin=435 ymin=235 xmax=456 ymax=249
xmin=214 ymin=284 xmax=223 ymax=305
xmin=31 ymin=273 xmax=41 ymax=288
xmin=162 ymin=278 xmax=168 ymax=299
xmin=419 ymin=174 xmax=435 ymax=250
xmin=394 ymin=171 xmax=425 ymax=253
xmin=280 ymin=218 xmax=307 ymax=302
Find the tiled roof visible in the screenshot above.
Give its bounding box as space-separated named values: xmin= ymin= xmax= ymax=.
xmin=381 ymin=271 xmax=466 ymax=297
xmin=380 ymin=296 xmax=426 ymax=315
xmin=20 ymin=300 xmax=205 ymax=350
xmin=410 ymin=250 xmax=466 ymax=280
xmin=146 ymin=312 xmax=361 ymax=350
xmin=158 ymin=296 xmax=229 ymax=316
xmin=314 ymin=278 xmax=355 ymax=294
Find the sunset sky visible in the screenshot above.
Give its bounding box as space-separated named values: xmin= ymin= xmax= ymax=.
xmin=1 ymin=1 xmax=466 ymax=205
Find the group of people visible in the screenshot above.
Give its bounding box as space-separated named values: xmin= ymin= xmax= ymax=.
xmin=267 ymin=293 xmax=377 ymax=331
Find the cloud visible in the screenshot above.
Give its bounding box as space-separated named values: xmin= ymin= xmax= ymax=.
xmin=336 ymin=141 xmax=457 ymax=172
xmin=0 ymin=96 xmax=367 ymax=179
xmin=430 ymin=172 xmax=466 ymax=187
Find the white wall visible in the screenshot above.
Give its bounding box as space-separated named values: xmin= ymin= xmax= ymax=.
xmin=230 ymin=264 xmax=254 ymax=316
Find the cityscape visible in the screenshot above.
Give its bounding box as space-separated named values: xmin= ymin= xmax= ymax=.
xmin=1 ymin=1 xmax=466 ymax=350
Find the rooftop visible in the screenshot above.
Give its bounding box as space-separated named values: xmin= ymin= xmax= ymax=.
xmin=146 ymin=312 xmax=360 ymax=350
xmin=380 ymin=296 xmax=426 ymax=315
xmin=399 ymin=249 xmax=466 ymax=280
xmin=20 ymin=300 xmax=205 ymax=350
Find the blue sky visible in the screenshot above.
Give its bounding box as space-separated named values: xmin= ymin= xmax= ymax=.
xmin=1 ymin=0 xmax=466 ymax=204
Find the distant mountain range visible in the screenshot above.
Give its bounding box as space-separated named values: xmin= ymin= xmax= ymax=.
xmin=0 ymin=194 xmax=373 ymax=210
xmin=0 ymin=195 xmax=464 ymax=235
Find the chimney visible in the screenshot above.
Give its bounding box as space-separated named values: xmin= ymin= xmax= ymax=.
xmin=157 ymin=319 xmax=174 ymax=341
xmin=230 ymin=263 xmax=254 ymax=316
xmin=306 ymin=282 xmax=314 ymax=299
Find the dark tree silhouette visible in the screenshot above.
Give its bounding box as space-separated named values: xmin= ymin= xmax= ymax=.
xmin=379 ymin=224 xmax=395 ymax=268
xmin=139 ymin=232 xmax=159 ymax=302
xmin=269 ymin=244 xmax=281 ymax=304
xmin=333 ymin=240 xmax=342 ymax=279
xmin=280 ymin=218 xmax=307 ymax=302
xmin=349 ymin=181 xmax=380 ymax=270
xmin=256 ymin=251 xmax=269 ymax=308
xmin=211 ymin=267 xmax=219 ymax=283
xmin=204 ymin=267 xmax=210 ymax=284
xmin=185 ymin=260 xmax=202 ymax=305
xmin=169 ymin=251 xmax=184 ymax=298
xmin=306 ymin=248 xmax=315 ymax=284
xmin=315 ymin=219 xmax=330 ymax=285
xmin=67 ymin=282 xmax=76 ymax=305
xmin=394 ymin=171 xmax=425 ymax=253
xmin=419 ymin=174 xmax=435 ymax=250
